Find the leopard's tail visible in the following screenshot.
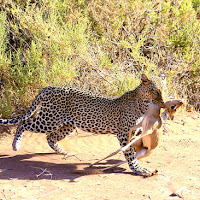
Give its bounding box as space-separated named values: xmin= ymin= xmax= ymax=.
xmin=0 ymin=117 xmax=22 ymax=124
xmin=0 ymin=89 xmax=43 ymax=125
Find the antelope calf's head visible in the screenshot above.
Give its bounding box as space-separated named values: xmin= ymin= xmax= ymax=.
xmin=162 ymin=99 xmax=183 ymax=121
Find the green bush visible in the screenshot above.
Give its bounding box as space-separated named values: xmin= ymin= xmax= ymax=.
xmin=0 ymin=0 xmax=199 ymax=118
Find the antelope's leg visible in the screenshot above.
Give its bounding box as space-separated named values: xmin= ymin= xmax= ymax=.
xmin=90 ymin=130 xmax=150 ymax=167
xmin=128 ymin=123 xmax=142 ymax=144
xmin=89 ymin=148 xmax=122 ymax=167
xmin=121 ymin=130 xmax=151 ymax=152
xmin=98 ymin=132 xmax=151 ymax=171
xmin=100 ymin=160 xmax=127 ymax=171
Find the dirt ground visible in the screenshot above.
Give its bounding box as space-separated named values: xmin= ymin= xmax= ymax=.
xmin=0 ymin=112 xmax=200 ymax=200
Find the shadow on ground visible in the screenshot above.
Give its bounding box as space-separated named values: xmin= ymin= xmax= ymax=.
xmin=0 ymin=153 xmax=129 ymax=182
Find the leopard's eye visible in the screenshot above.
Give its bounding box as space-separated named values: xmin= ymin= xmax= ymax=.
xmin=153 ymin=90 xmax=159 ymax=96
xmin=171 ymin=105 xmax=175 ymax=109
xmin=144 ymin=100 xmax=150 ymax=103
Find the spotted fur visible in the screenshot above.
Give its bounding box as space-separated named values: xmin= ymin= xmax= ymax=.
xmin=0 ymin=74 xmax=163 ymax=176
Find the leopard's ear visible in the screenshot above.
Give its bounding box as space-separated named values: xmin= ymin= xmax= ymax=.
xmin=141 ymin=74 xmax=150 ymax=84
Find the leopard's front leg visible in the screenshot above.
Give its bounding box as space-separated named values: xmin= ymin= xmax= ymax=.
xmin=124 ymin=146 xmax=154 ymax=176
xmin=118 ymin=132 xmax=154 ymax=177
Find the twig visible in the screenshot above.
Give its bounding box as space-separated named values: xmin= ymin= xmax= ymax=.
xmin=88 ymin=158 xmax=100 ymax=161
xmin=22 ymin=187 xmax=63 ymax=200
xmin=30 ymin=166 xmax=53 ymax=179
xmin=37 ymin=168 xmax=47 ymax=177
xmin=165 ymin=186 xmax=187 ymax=200
xmin=175 ymin=186 xmax=187 ymax=194
xmin=3 ymin=189 xmax=6 ymax=199
xmin=77 ymin=55 xmax=120 ymax=89
xmin=63 ymin=154 xmax=81 ymax=161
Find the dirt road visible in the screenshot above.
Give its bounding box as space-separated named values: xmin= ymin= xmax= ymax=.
xmin=0 ymin=112 xmax=200 ymax=200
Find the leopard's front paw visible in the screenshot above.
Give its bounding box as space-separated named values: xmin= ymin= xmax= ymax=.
xmin=142 ymin=169 xmax=158 ymax=177
xmin=132 ymin=166 xmax=151 ymax=176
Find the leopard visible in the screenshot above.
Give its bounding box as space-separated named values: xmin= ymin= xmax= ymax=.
xmin=0 ymin=74 xmax=164 ymax=176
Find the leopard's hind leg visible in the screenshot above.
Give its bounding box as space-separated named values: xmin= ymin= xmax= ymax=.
xmin=12 ymin=124 xmax=26 ymax=151
xmin=12 ymin=117 xmax=61 ymax=151
xmin=12 ymin=117 xmax=47 ymax=151
xmin=46 ymin=122 xmax=76 ymax=155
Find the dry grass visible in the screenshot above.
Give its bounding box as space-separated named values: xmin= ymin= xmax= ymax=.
xmin=0 ymin=0 xmax=199 ymax=118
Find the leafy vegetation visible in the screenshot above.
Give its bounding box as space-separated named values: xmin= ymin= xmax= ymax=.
xmin=0 ymin=0 xmax=199 ymax=117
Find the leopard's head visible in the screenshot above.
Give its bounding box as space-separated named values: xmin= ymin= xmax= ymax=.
xmin=137 ymin=74 xmax=164 ymax=107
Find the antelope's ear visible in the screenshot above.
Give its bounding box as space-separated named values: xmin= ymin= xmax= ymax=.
xmin=141 ymin=74 xmax=150 ymax=84
xmin=162 ymin=109 xmax=169 ymax=121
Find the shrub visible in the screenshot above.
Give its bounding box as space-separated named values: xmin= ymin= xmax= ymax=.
xmin=0 ymin=0 xmax=199 ymax=118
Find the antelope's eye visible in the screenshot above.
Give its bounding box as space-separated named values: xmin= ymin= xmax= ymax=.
xmin=171 ymin=105 xmax=175 ymax=109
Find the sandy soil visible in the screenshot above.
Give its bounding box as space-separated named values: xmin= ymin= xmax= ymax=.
xmin=0 ymin=112 xmax=200 ymax=200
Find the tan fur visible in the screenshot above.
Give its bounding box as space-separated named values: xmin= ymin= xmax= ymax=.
xmin=90 ymin=99 xmax=183 ymax=171
xmin=128 ymin=99 xmax=183 ymax=160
